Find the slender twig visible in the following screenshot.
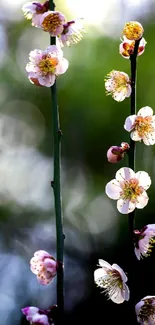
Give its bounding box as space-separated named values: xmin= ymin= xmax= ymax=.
xmin=128 ymin=39 xmax=141 ymax=324
xmin=50 ymin=1 xmax=64 ymax=323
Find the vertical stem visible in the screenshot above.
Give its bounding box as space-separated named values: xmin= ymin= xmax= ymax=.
xmin=128 ymin=39 xmax=140 ymax=323
xmin=50 ymin=1 xmax=64 ymax=324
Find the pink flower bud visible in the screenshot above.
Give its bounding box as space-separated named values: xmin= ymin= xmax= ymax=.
xmin=30 ymin=250 xmax=57 ymax=285
xmin=22 ymin=305 xmax=55 ymax=325
xmin=107 ymin=142 xmax=130 ymax=163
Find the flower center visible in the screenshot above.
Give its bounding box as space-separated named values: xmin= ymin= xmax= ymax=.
xmin=121 ymin=178 xmax=143 ymax=202
xmin=96 ymin=269 xmax=123 ymax=298
xmin=123 ymin=22 xmax=144 ymax=40
xmin=134 ymin=116 xmax=154 ymax=137
xmin=41 ymin=13 xmax=62 ymax=33
xmin=139 ymin=299 xmax=155 ymax=324
xmin=38 ymin=56 xmax=58 ymax=75
xmin=111 ymin=72 xmax=129 ymax=93
xmin=122 ymin=41 xmax=135 ymax=56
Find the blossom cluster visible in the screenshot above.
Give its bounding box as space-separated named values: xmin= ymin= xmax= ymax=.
xmin=21 ymin=1 xmax=85 ymax=323
xmin=94 ymin=21 xmax=155 ymax=322
xmin=105 ymin=21 xmax=146 ymax=102
xmin=23 ymin=0 xmax=85 ymax=87
xmin=21 ymin=250 xmax=57 ymax=324
xmin=22 ymin=0 xmax=84 ymax=47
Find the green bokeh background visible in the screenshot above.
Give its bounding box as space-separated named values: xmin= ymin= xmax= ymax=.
xmin=0 ymin=1 xmax=155 ymax=324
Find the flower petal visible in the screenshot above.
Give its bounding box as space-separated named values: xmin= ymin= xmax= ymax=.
xmin=46 ymin=45 xmax=63 ymax=58
xmin=56 ymin=58 xmax=69 ymax=75
xmin=105 ymin=80 xmax=113 ymax=91
xmin=135 ymin=171 xmax=151 ymax=190
xmin=115 ymin=167 xmax=135 ymax=182
xmin=134 ymin=247 xmax=141 ymax=260
xmin=137 ymin=106 xmax=153 ymax=117
xmin=22 ymin=307 xmax=39 ymax=318
xmin=32 ymin=14 xmax=42 ymax=28
xmin=131 ymin=130 xmax=142 ymax=141
xmin=26 ymin=63 xmax=39 ymax=73
xmin=37 ymin=271 xmax=53 ymax=285
xmin=112 ymin=264 xmax=127 ymax=282
xmin=110 ymin=288 xmax=125 ymax=304
xmin=135 ymin=300 xmax=144 ymax=317
xmin=143 ymin=133 xmax=155 ymax=145
xmin=124 ymin=115 xmax=137 ymax=132
xmin=32 ymin=314 xmax=49 ymax=325
xmin=105 ymin=180 xmax=121 ymax=200
xmin=123 ymin=284 xmax=130 ymax=301
xmin=38 ymin=74 xmax=56 ymax=87
xmin=136 ymin=191 xmax=149 ymax=209
xmin=94 ymin=268 xmax=107 ymax=282
xmin=34 ymin=250 xmax=50 ymax=259
xmin=43 ymin=258 xmax=57 ymax=273
xmin=117 ymin=199 xmax=136 ymax=214
xmin=98 ymin=259 xmax=112 ymax=269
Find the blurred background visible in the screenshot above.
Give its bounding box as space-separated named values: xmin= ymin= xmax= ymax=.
xmin=0 ymin=0 xmax=155 ymax=324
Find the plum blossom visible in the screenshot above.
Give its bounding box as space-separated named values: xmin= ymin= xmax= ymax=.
xmin=105 ymin=70 xmax=131 ymax=102
xmin=40 ymin=11 xmax=65 ymax=36
xmin=105 ymin=167 xmax=151 ymax=214
xmin=26 ymin=45 xmax=69 ymax=87
xmin=119 ymin=36 xmax=146 ymax=59
xmin=30 ymin=250 xmax=57 ymax=285
xmin=22 ymin=306 xmax=55 ymax=325
xmin=124 ymin=106 xmax=155 ymax=145
xmin=58 ymin=19 xmax=85 ymax=47
xmin=135 ymin=296 xmax=155 ymax=325
xmin=122 ymin=21 xmax=144 ymax=41
xmin=22 ymin=1 xmax=49 ymax=27
xmin=94 ymin=259 xmax=129 ymax=304
xmin=134 ymin=224 xmax=155 ymax=260
xmin=107 ymin=142 xmax=130 ymax=163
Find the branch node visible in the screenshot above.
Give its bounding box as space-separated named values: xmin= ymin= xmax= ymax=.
xmin=51 ymin=180 xmax=54 ymax=188
xmin=58 ymin=129 xmax=63 ymax=136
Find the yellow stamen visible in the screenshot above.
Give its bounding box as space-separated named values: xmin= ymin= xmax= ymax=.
xmin=134 ymin=116 xmax=154 ymax=137
xmin=121 ymin=178 xmax=143 ymax=202
xmin=105 ymin=71 xmax=130 ymax=96
xmin=42 ymin=13 xmax=62 ymax=33
xmin=38 ymin=57 xmax=58 ymax=75
xmin=123 ymin=21 xmax=144 ymax=40
xmin=139 ymin=298 xmax=155 ymax=324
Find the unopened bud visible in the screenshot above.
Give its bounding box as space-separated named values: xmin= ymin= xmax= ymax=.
xmin=107 ymin=142 xmax=130 ymax=163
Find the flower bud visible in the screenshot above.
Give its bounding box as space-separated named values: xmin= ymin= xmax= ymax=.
xmin=122 ymin=21 xmax=144 ymax=40
xmin=107 ymin=142 xmax=130 ymax=163
xmin=119 ymin=36 xmax=146 ymax=59
xmin=30 ymin=250 xmax=57 ymax=285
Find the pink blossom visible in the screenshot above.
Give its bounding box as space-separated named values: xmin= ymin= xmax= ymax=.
xmin=26 ymin=45 xmax=69 ymax=87
xmin=135 ymin=296 xmax=155 ymax=325
xmin=105 ymin=70 xmax=131 ymax=102
xmin=58 ymin=19 xmax=85 ymax=47
xmin=107 ymin=142 xmax=130 ymax=163
xmin=30 ymin=250 xmax=57 ymax=285
xmin=40 ymin=11 xmax=65 ymax=36
xmin=22 ymin=1 xmax=49 ymax=27
xmin=124 ymin=106 xmax=155 ymax=145
xmin=22 ymin=306 xmax=55 ymax=325
xmin=94 ymin=259 xmax=129 ymax=304
xmin=119 ymin=36 xmax=146 ymax=59
xmin=105 ymin=167 xmax=151 ymax=214
xmin=134 ymin=224 xmax=155 ymax=260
